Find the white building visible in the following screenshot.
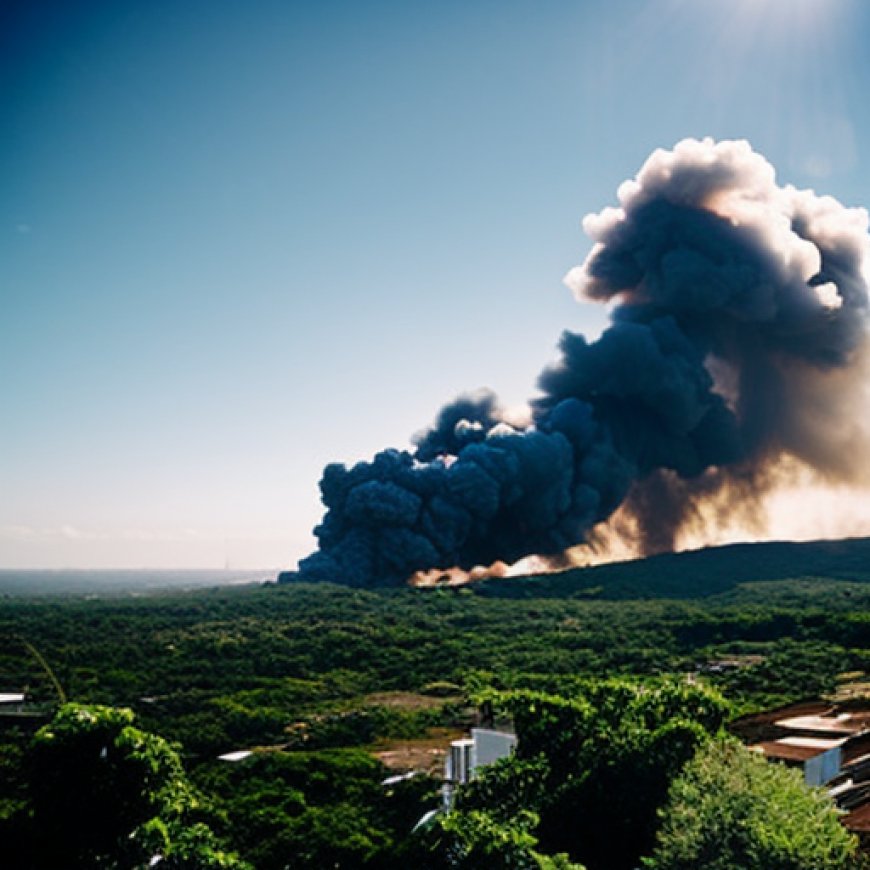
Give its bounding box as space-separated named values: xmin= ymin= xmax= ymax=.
xmin=443 ymin=728 xmax=518 ymax=807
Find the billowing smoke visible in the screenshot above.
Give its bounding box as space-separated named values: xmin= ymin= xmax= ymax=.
xmin=288 ymin=139 xmax=870 ymax=587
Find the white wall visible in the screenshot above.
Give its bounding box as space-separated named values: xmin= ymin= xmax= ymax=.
xmin=471 ymin=728 xmax=517 ymax=768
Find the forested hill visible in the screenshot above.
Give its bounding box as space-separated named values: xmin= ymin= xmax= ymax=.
xmin=474 ymin=536 xmax=870 ymax=600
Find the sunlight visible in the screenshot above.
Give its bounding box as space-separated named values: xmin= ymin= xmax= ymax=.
xmin=727 ymin=0 xmax=842 ymax=56
xmin=701 ymin=0 xmax=844 ymax=65
xmin=651 ymin=0 xmax=857 ymax=179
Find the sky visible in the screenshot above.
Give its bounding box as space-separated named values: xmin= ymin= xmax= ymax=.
xmin=2 ymin=0 xmax=870 ymax=570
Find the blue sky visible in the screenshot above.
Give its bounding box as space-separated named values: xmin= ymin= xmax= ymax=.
xmin=2 ymin=0 xmax=869 ymax=569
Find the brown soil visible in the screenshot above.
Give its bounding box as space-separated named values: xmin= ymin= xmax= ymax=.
xmin=362 ymin=691 xmax=460 ymax=710
xmin=372 ymin=727 xmax=465 ymax=776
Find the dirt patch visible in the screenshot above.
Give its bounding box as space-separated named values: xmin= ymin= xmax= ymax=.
xmin=362 ymin=691 xmax=460 ymax=711
xmin=373 ymin=727 xmax=465 ymax=776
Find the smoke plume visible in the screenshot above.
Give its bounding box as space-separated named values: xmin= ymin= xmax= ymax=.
xmin=289 ymin=139 xmax=870 ymax=587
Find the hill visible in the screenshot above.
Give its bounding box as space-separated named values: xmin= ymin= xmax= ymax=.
xmin=473 ymin=536 xmax=870 ymax=600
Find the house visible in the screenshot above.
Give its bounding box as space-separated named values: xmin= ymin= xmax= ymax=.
xmin=735 ymin=699 xmax=870 ymax=847
xmin=737 ymin=702 xmax=870 ymax=787
xmin=749 ymin=736 xmax=843 ymax=786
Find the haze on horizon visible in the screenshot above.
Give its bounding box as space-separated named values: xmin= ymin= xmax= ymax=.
xmin=3 ymin=0 xmax=870 ymax=570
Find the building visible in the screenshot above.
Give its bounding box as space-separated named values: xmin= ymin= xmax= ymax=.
xmin=749 ymin=736 xmax=843 ymax=786
xmin=442 ymin=727 xmax=518 ymax=808
xmin=0 ymin=692 xmax=51 ymax=733
xmin=446 ymin=738 xmax=475 ymax=785
xmin=735 ymin=699 xmax=870 ymax=847
xmin=737 ymin=702 xmax=870 ymax=787
xmin=0 ymin=693 xmax=26 ymax=713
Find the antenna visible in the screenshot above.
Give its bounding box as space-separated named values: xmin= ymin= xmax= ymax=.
xmin=18 ymin=636 xmax=67 ymax=705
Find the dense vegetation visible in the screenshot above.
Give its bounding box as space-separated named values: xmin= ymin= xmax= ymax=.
xmin=453 ymin=679 xmax=729 ymax=869
xmin=645 ymin=738 xmax=859 ymax=869
xmin=20 ymin=704 xmax=246 ymax=868
xmin=3 ymin=538 xmax=870 ymax=866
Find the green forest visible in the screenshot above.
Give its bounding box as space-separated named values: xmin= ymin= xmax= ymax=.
xmin=4 ymin=538 xmax=870 ymax=868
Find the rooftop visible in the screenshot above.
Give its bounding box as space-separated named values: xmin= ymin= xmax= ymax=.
xmin=750 ymin=737 xmax=843 ymax=763
xmin=843 ymin=801 xmax=870 ymax=833
xmin=776 ymin=711 xmax=870 ymax=736
xmin=217 ymin=750 xmax=253 ymax=763
xmin=779 ymin=736 xmax=844 ymax=751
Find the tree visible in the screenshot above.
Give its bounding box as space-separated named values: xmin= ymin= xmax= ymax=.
xmin=24 ymin=704 xmax=247 ymax=869
xmin=459 ymin=678 xmax=729 ymax=870
xmin=644 ymin=738 xmax=860 ymax=870
xmin=412 ymin=808 xmax=585 ymax=870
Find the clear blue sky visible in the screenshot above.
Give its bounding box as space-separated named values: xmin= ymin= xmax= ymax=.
xmin=2 ymin=0 xmax=869 ymax=569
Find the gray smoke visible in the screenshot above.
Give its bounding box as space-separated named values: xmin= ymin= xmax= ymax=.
xmin=288 ymin=139 xmax=870 ymax=587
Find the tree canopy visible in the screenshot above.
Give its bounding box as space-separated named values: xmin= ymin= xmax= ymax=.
xmin=24 ymin=703 xmax=247 ymax=869
xmin=645 ymin=738 xmax=860 ymax=870
xmin=456 ymin=678 xmax=730 ymax=870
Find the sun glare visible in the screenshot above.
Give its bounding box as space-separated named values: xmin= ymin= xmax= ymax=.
xmin=649 ymin=0 xmax=856 ymax=180
xmin=717 ymin=0 xmax=845 ymax=57
xmin=733 ymin=0 xmax=836 ymax=37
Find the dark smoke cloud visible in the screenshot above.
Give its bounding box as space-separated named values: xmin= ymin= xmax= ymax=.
xmin=289 ymin=139 xmax=870 ymax=587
